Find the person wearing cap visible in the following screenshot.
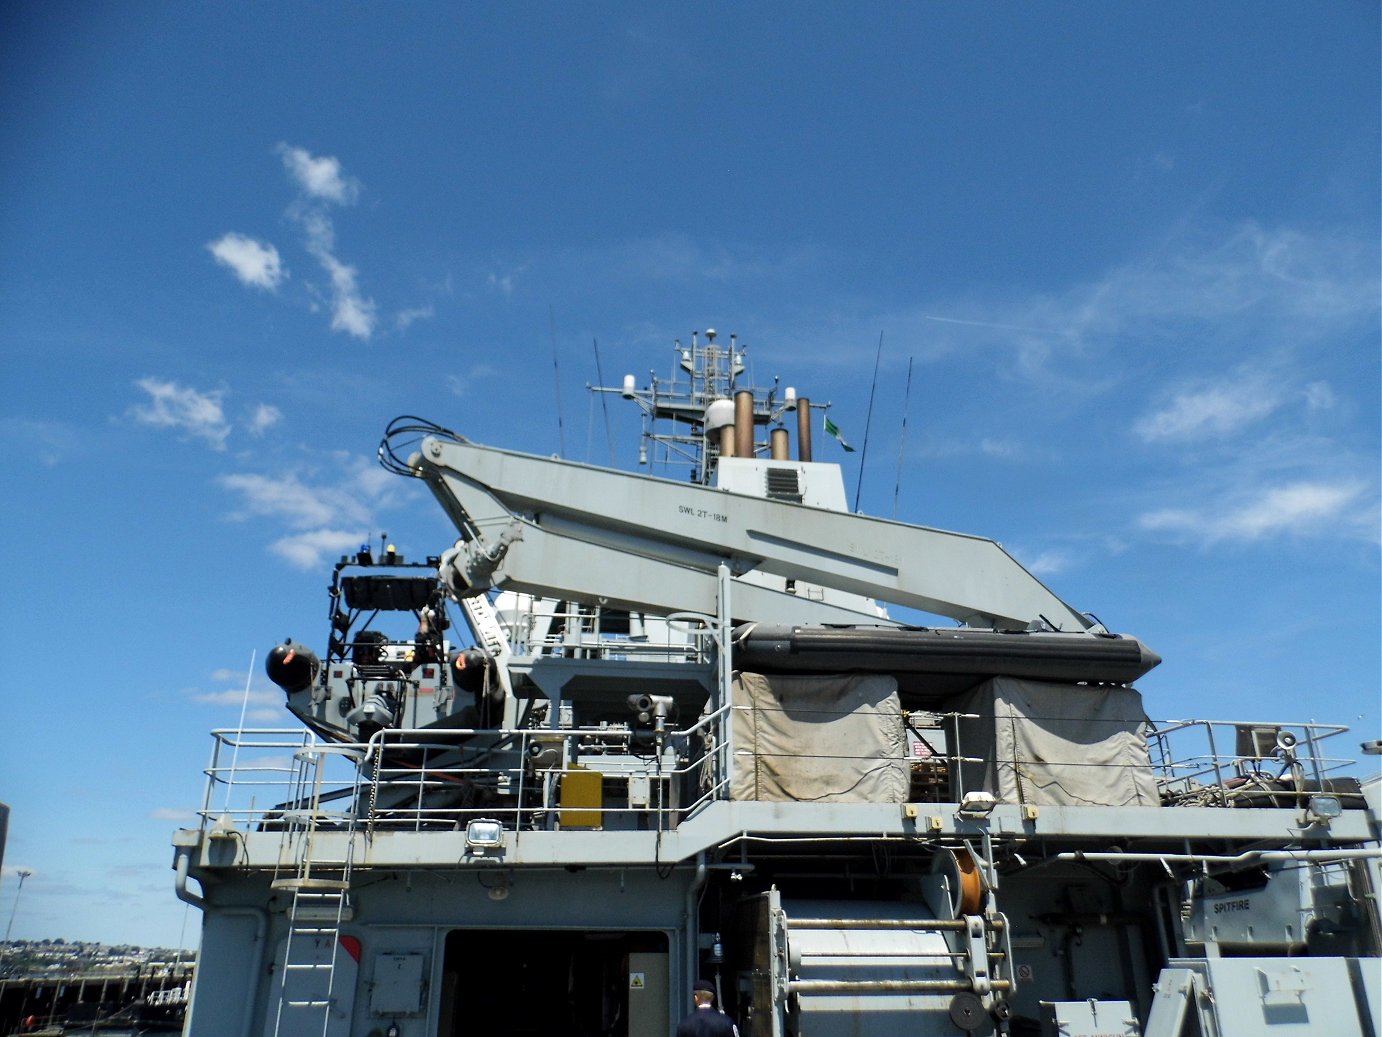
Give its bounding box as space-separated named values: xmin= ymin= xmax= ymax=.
xmin=675 ymin=979 xmax=738 ymax=1037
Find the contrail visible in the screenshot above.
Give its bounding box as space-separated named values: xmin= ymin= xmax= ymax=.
xmin=923 ymin=313 xmax=1055 ymax=335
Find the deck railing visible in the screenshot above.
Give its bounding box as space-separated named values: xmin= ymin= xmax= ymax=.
xmin=195 ymin=709 xmax=1364 ymax=836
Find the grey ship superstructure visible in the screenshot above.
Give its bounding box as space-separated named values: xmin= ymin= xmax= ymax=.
xmin=173 ymin=330 xmax=1381 ymax=1037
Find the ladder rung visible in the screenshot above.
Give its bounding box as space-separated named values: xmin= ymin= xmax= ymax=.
xmin=272 ymin=878 xmax=350 ymax=891
xmin=286 ymin=999 xmax=333 ymax=1008
xmin=284 ymin=962 xmax=335 ymax=970
xmin=291 ymin=926 xmax=340 ymax=935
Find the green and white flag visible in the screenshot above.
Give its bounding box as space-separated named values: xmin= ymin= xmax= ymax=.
xmin=823 ymin=415 xmax=855 ymax=452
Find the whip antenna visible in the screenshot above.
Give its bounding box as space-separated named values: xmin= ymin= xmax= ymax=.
xmin=550 ymin=305 xmax=566 ymax=457
xmin=853 ymin=330 xmax=884 ymax=513
xmin=592 ymin=337 xmax=615 ymax=465
xmin=893 ymin=355 xmax=914 ymax=518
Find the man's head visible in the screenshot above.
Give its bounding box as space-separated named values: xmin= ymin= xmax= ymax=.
xmin=693 ymin=979 xmax=716 ymax=1007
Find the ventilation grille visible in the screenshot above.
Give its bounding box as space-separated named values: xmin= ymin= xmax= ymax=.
xmin=765 ymin=467 xmax=803 ymax=502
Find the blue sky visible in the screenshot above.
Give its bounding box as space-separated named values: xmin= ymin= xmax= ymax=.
xmin=0 ymin=3 xmax=1377 ymax=948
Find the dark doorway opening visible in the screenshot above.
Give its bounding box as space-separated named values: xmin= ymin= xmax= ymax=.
xmin=436 ymin=928 xmax=669 ymax=1036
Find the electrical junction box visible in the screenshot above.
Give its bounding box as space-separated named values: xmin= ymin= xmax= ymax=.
xmin=370 ymin=952 xmax=427 ymax=1015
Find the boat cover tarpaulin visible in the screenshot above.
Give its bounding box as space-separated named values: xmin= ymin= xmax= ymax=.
xmin=952 ymin=676 xmax=1159 ymax=807
xmin=730 ymin=672 xmax=909 ymax=802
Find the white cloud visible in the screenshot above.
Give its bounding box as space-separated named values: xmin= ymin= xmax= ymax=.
xmin=316 ymin=250 xmax=377 ymax=338
xmin=270 ymin=529 xmax=366 ymax=570
xmin=247 ymin=403 xmax=282 ymax=436
xmin=1303 ymin=382 xmax=1336 ymax=412
xmin=131 ymin=378 xmax=231 ymax=450
xmin=193 ymin=688 xmax=281 ymax=707
xmin=1025 ymin=549 xmax=1073 ymax=577
xmin=148 ymin=808 xmax=196 ymax=822
xmin=447 ymin=364 xmax=499 ymax=397
xmin=218 ymin=451 xmax=410 ymax=567
xmin=206 ymin=233 xmax=286 ymax=290
xmin=1138 ymin=479 xmax=1373 ymax=544
xmin=840 ymin=221 xmax=1378 ymax=392
xmin=293 ymin=190 xmax=377 ymax=340
xmin=277 ymin=144 xmax=359 ymax=205
xmin=979 ymin=438 xmax=1022 ymax=459
xmin=1 ymin=417 xmax=79 ymax=466
xmin=396 ymin=304 xmax=434 ymax=331
xmin=219 ymin=472 xmax=369 ymax=528
xmin=1134 ymin=371 xmax=1282 ymax=442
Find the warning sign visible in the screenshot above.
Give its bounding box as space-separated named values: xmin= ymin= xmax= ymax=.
xmin=629 ymin=973 xmax=646 ymax=989
xmin=1016 ymin=964 xmax=1034 ymax=982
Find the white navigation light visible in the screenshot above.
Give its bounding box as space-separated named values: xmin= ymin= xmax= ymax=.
xmin=622 ymin=374 xmax=636 ymax=398
xmin=784 ymin=386 xmax=797 ymax=409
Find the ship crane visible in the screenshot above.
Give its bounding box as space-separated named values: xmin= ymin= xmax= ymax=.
xmin=385 ymin=421 xmax=1101 ymax=634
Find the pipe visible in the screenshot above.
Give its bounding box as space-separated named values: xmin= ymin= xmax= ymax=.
xmin=795 ymin=397 xmax=812 ymax=462
xmin=770 ymin=428 xmax=789 ymax=461
xmin=733 ymin=390 xmax=754 ymax=459
xmin=175 ymin=847 xmax=269 ymax=1037
xmin=718 ymin=425 xmax=735 ymax=459
xmin=174 ymin=847 xmax=206 ymax=911
xmin=683 ymin=854 xmax=708 ymax=1016
xmin=1053 ymin=848 xmax=1381 ymax=865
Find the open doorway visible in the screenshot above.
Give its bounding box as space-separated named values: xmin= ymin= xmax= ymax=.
xmin=436 ymin=928 xmax=669 ymax=1036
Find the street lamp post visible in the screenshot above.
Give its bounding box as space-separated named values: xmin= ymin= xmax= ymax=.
xmin=4 ymin=869 xmax=33 ymax=945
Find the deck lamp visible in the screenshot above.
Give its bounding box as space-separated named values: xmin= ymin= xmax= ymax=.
xmin=465 ymin=819 xmax=505 ymax=852
xmin=958 ymin=791 xmax=998 ymax=817
xmin=1304 ymin=794 xmax=1342 ymax=825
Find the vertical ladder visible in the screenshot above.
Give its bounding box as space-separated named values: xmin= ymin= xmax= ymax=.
xmin=270 ymin=748 xmax=359 ymax=1037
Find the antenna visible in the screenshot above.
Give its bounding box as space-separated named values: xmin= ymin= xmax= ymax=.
xmin=893 ymin=356 xmax=914 ymax=519
xmin=592 ymin=337 xmax=615 ymax=465
xmin=853 ymin=330 xmax=884 ymax=513
xmin=549 ymin=305 xmax=566 ymax=457
xmin=222 ymin=649 xmax=257 ymax=815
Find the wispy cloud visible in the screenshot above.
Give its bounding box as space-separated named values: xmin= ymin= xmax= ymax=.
xmin=130 ymin=378 xmax=230 ymax=450
xmin=218 ymin=471 xmax=370 ymax=528
xmin=487 ymin=268 xmax=524 ymax=297
xmin=218 ymin=453 xmax=405 ymax=569
xmin=1 ymin=418 xmax=80 ymax=466
xmin=148 ymin=808 xmax=196 ymax=822
xmin=208 ymin=144 xmax=379 ymax=339
xmin=1138 ymin=479 xmax=1375 ymax=544
xmin=270 ymin=529 xmax=367 ymax=569
xmin=247 ymin=403 xmax=282 ymax=436
xmin=811 ymin=220 xmax=1378 ymax=391
xmin=447 ymin=364 xmax=500 ymax=397
xmin=193 ymin=688 xmax=281 ymax=707
xmin=1133 ymin=368 xmax=1283 ymax=442
xmin=295 ymin=206 xmax=377 ymax=339
xmin=1025 ymin=549 xmax=1074 ymax=576
xmin=396 ymin=304 xmax=434 ymax=331
xmin=206 ymin=233 xmax=286 ymax=290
